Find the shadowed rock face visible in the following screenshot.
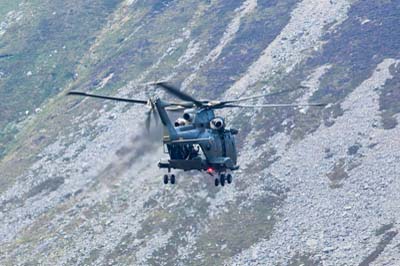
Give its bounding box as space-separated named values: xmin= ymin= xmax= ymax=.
xmin=0 ymin=0 xmax=399 ymax=265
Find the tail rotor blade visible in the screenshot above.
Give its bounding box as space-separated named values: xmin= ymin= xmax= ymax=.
xmin=145 ymin=110 xmax=152 ymax=131
xmin=153 ymin=109 xmax=159 ymax=125
xmin=151 ymin=101 xmax=159 ymax=125
xmin=144 ymin=100 xmax=160 ymax=130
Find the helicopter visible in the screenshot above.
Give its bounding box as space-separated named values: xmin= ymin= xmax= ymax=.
xmin=67 ymin=82 xmax=325 ymax=187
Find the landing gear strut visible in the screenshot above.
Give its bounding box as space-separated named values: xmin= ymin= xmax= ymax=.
xmin=163 ymin=174 xmax=176 ymax=185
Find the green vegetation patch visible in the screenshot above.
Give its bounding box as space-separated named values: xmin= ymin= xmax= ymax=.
xmin=0 ymin=0 xmax=124 ymax=158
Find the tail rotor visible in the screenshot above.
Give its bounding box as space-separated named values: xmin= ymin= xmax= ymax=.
xmin=145 ymin=99 xmax=159 ymax=132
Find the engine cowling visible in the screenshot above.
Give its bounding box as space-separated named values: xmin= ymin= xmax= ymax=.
xmin=183 ymin=112 xmax=195 ymax=122
xmin=174 ymin=118 xmax=187 ymax=127
xmin=210 ymin=117 xmax=225 ymax=130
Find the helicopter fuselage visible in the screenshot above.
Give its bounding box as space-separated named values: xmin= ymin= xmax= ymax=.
xmin=154 ymin=98 xmax=239 ymax=174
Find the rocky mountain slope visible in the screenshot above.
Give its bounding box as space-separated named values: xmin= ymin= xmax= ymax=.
xmin=1 ymin=0 xmax=399 ymax=265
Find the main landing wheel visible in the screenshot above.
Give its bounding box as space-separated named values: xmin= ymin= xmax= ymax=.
xmin=214 ymin=177 xmax=220 ymax=187
xmin=163 ymin=174 xmax=169 ymax=184
xmin=226 ymin=174 xmax=232 ymax=184
xmin=220 ymin=174 xmax=225 ymax=186
xmin=170 ymin=174 xmax=176 ymax=184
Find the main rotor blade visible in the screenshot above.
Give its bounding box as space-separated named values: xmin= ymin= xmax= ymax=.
xmin=220 ymin=88 xmax=299 ymax=104
xmin=67 ymin=91 xmax=148 ymax=104
xmin=165 ymin=106 xmax=186 ymax=112
xmin=222 ymin=103 xmax=327 ymax=108
xmin=153 ymin=82 xmax=203 ymax=107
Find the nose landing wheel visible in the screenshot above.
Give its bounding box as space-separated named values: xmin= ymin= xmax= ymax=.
xmin=163 ymin=174 xmax=176 ymax=185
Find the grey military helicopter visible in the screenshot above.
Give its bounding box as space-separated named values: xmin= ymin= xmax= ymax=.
xmin=68 ymin=82 xmax=325 ymax=187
